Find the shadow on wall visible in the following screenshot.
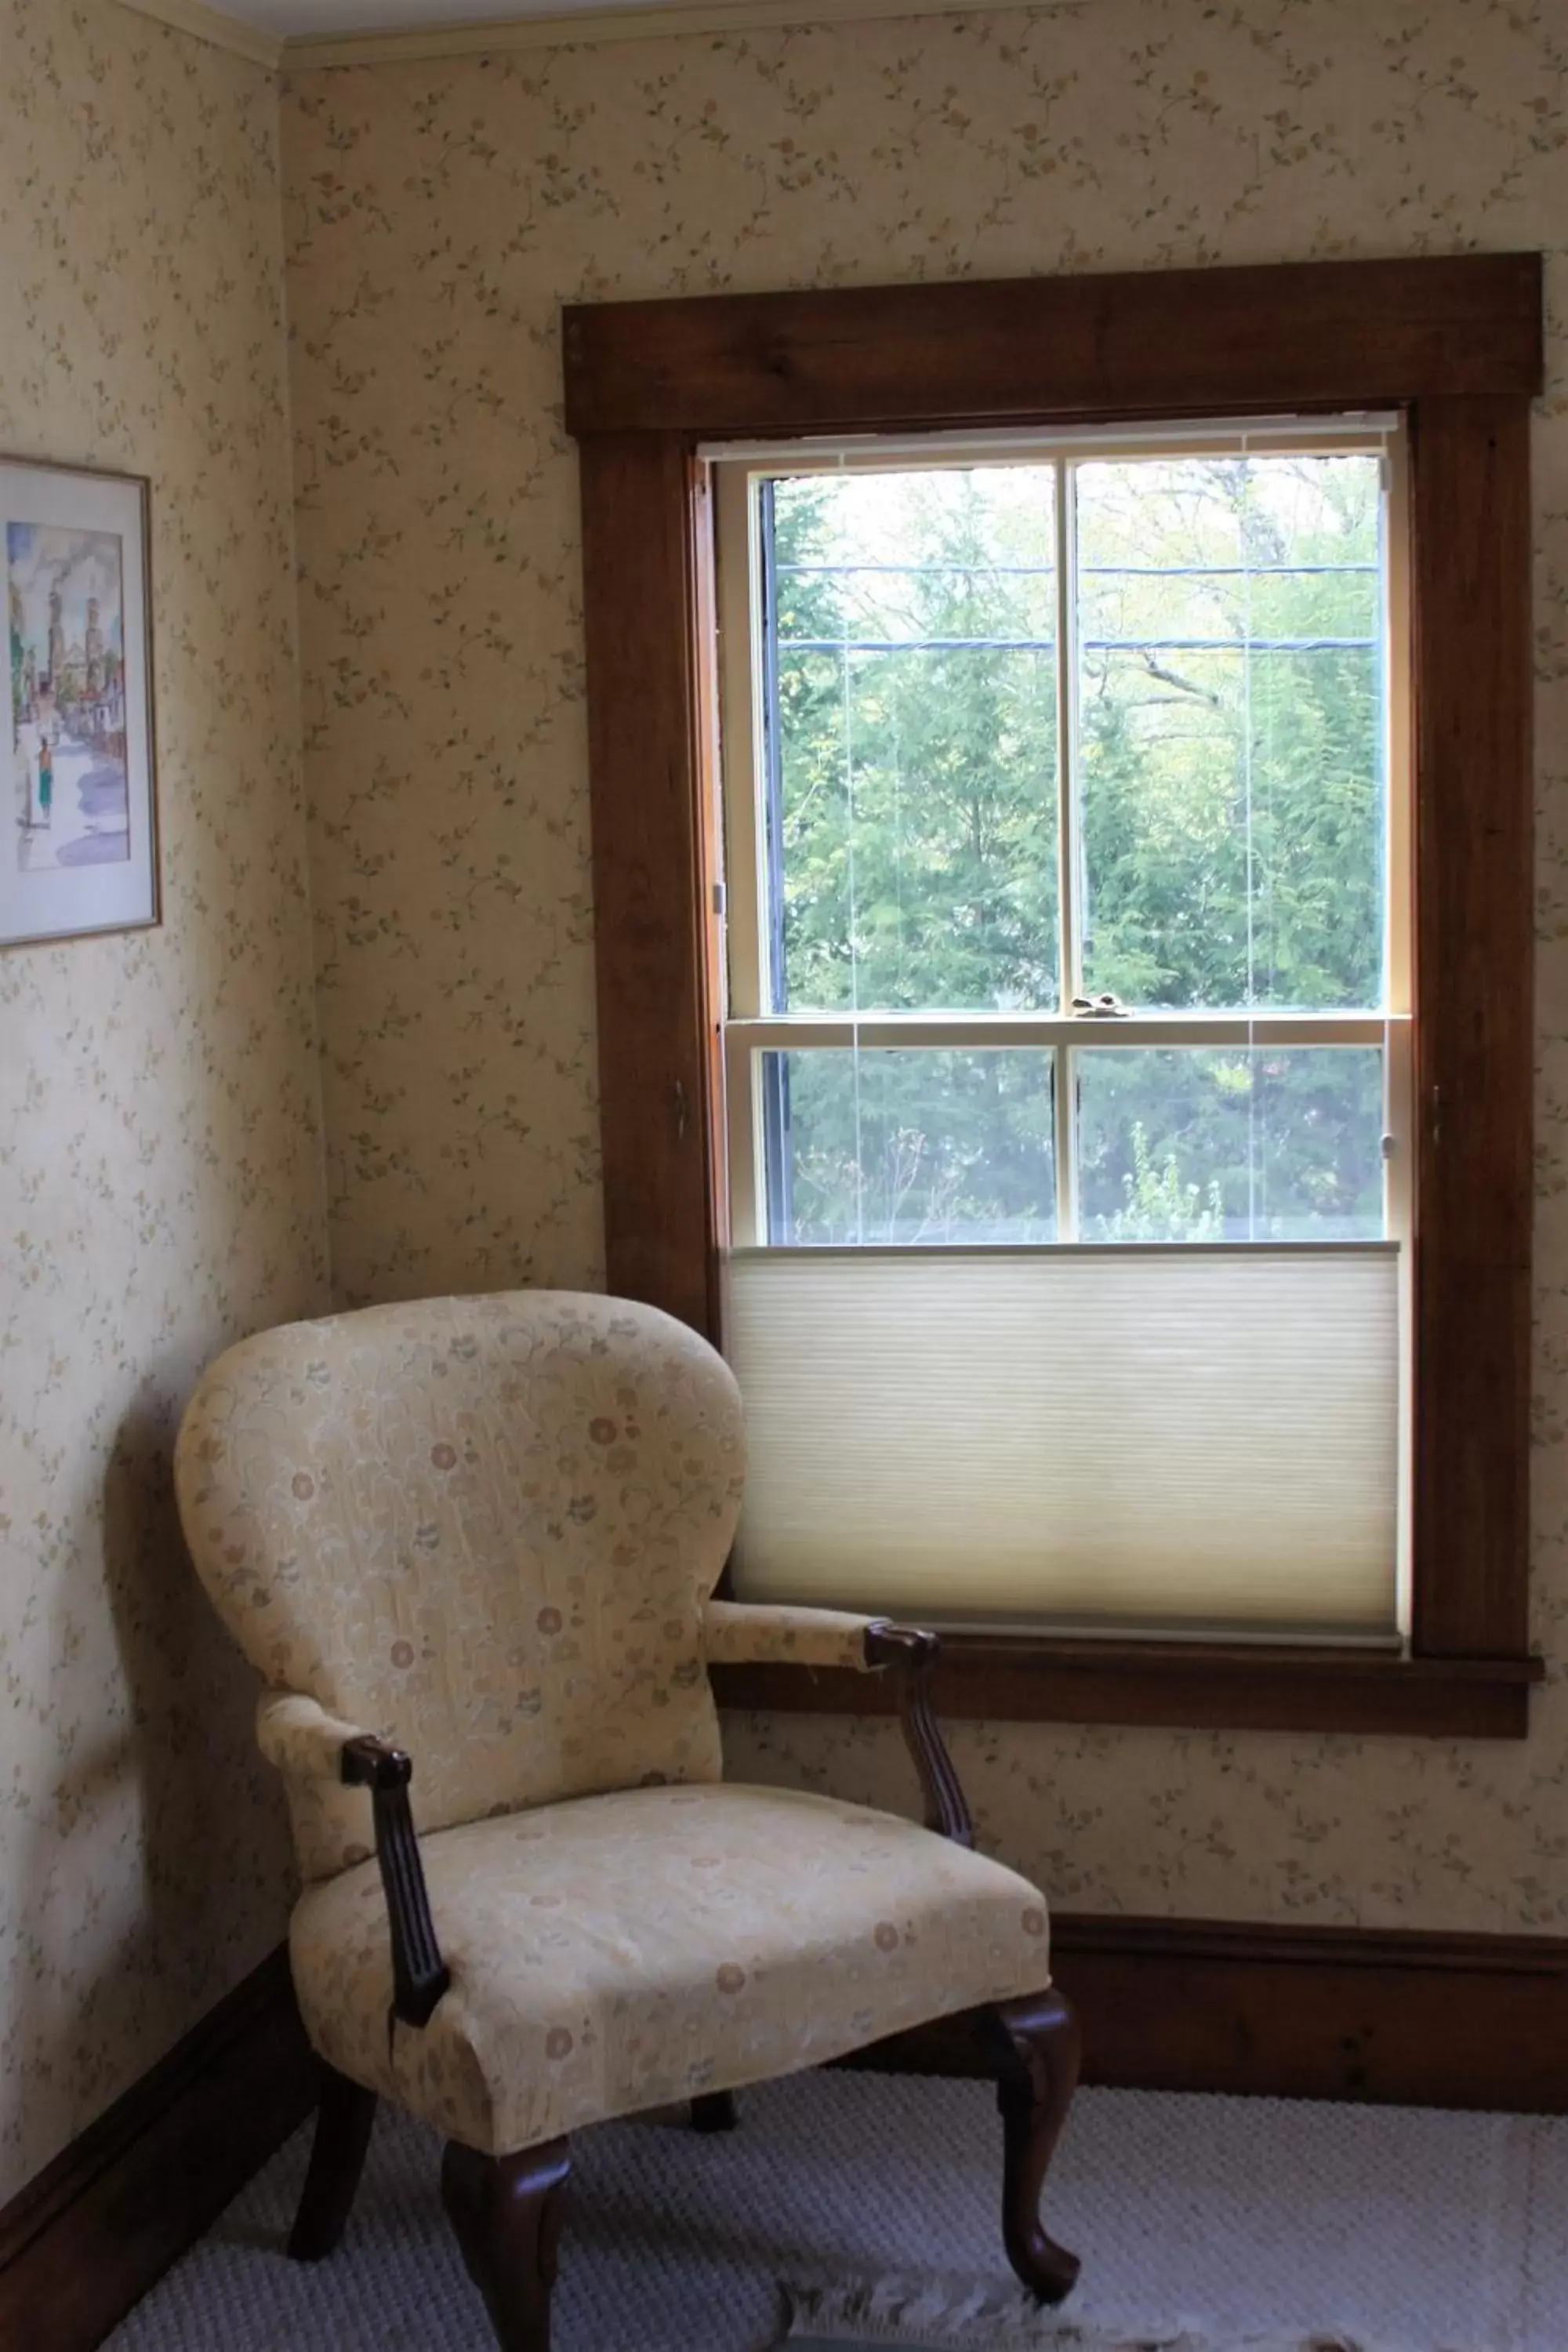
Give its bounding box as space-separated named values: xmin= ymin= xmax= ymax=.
xmin=13 ymin=1386 xmax=295 ymax=2174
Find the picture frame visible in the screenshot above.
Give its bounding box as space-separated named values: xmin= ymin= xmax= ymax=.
xmin=3 ymin=456 xmax=158 ymax=949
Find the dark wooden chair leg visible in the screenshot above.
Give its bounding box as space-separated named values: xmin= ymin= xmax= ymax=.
xmin=690 ymin=2090 xmax=738 ymax=2132
xmin=982 ymin=1987 xmax=1082 ymax=2304
xmin=441 ymin=2136 xmax=572 ymax=2352
xmin=288 ymin=2062 xmax=378 ymax=2261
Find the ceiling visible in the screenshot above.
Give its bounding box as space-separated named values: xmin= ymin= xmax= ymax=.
xmin=208 ymin=0 xmax=661 ymax=32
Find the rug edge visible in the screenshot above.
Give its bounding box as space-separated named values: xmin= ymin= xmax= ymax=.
xmin=778 ymin=2274 xmax=1447 ymax=2352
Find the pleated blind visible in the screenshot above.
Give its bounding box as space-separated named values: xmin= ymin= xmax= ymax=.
xmin=724 ymin=1245 xmax=1401 ymax=1639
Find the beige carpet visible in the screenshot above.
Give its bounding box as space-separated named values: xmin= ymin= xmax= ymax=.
xmin=104 ymin=2071 xmax=1568 ymax=2350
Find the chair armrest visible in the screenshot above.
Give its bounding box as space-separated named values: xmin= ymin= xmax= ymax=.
xmin=256 ymin=1693 xmax=450 ymax=2031
xmin=701 ymin=1604 xmax=975 ymax=1849
xmin=257 ymin=1690 xmax=373 ymax=1781
xmin=702 ymin=1599 xmax=885 ymax=1671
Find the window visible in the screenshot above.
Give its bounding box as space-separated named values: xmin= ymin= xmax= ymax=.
xmin=714 ymin=426 xmax=1410 ymax=1641
xmin=564 ymin=252 xmax=1540 ymax=1734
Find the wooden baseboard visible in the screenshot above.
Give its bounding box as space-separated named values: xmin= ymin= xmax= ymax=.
xmin=850 ymin=1911 xmax=1568 ymax=2113
xmin=0 ymin=1947 xmax=314 ymax=2352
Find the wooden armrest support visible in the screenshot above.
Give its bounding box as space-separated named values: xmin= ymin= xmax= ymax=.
xmin=340 ymin=1735 xmax=451 ymax=2028
xmin=863 ymin=1623 xmax=975 ymax=1849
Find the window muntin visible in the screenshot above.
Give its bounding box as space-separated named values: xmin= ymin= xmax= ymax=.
xmin=717 ymin=425 xmax=1410 ymax=1257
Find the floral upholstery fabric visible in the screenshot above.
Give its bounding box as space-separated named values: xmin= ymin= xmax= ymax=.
xmin=178 ymin=1290 xmax=1059 ymax=2158
xmin=256 ymin=1690 xmax=370 ymax=1783
xmin=701 ymin=1599 xmax=879 ymax=1672
xmin=254 ymin=1692 xmax=379 ymax=1878
xmin=289 ymin=1781 xmax=1053 ymax=2155
xmin=176 ymin=1293 xmax=746 ymax=1879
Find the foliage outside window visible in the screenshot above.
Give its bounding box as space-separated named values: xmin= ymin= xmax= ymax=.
xmin=718 ymin=431 xmax=1406 ymax=1261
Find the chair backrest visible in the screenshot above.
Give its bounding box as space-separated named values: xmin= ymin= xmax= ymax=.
xmin=176 ymin=1290 xmax=746 ymax=1880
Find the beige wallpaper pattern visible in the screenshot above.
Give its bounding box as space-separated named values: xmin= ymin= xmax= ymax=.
xmin=9 ymin=0 xmax=1568 ymax=2219
xmin=281 ymin=0 xmax=1568 ymax=1940
xmin=0 ymin=0 xmax=328 ymax=2201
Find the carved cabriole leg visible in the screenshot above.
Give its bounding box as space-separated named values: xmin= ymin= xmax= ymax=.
xmin=441 ymin=2136 xmax=572 ymax=2352
xmin=982 ymin=1987 xmax=1082 ymax=2304
xmin=288 ymin=2062 xmax=378 ymax=2261
xmin=690 ymin=2090 xmax=739 ymax=2132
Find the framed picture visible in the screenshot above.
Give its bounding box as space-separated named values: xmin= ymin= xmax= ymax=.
xmin=3 ymin=457 xmax=157 ymax=949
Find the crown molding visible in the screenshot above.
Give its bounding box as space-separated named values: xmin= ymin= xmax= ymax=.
xmin=114 ymin=0 xmax=1075 ymax=75
xmin=285 ymin=0 xmax=1069 ymax=71
xmin=117 ymin=0 xmax=285 ymax=67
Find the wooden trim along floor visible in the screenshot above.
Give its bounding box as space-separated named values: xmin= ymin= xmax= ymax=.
xmin=0 ymin=1946 xmax=315 ymax=2352
xmin=855 ymin=1914 xmax=1568 ymax=2114
xmin=8 ymin=1915 xmax=1568 ymax=2350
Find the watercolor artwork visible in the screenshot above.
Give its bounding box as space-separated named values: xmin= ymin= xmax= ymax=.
xmin=9 ymin=524 xmax=130 ymax=873
xmin=2 ymin=462 xmax=156 ymax=947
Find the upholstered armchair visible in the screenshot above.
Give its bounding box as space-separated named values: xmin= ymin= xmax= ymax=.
xmin=175 ymin=1291 xmax=1080 ymax=2351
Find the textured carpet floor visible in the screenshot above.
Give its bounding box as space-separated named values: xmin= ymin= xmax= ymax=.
xmin=105 ymin=2071 xmax=1568 ymax=2351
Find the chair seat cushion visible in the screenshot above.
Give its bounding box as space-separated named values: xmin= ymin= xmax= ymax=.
xmin=290 ymin=1782 xmax=1054 ymax=2155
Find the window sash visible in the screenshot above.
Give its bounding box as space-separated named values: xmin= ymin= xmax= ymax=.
xmin=715 ymin=426 xmax=1412 ymax=1254
xmin=724 ymin=1020 xmax=1412 ymax=1253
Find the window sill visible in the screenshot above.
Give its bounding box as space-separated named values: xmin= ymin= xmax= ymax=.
xmin=710 ymin=1636 xmax=1544 ymax=1739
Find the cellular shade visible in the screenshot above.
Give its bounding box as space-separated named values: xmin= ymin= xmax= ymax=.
xmin=724 ymin=1246 xmax=1400 ymax=1638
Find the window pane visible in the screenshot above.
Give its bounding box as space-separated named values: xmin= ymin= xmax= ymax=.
xmin=1076 ymin=454 xmax=1385 ymax=1012
xmin=767 ymin=469 xmax=1061 ymax=1014
xmin=1076 ymin=1047 xmax=1385 ymax=1242
xmin=762 ymin=1049 xmax=1056 ymax=1245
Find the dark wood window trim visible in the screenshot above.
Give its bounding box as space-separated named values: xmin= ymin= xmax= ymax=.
xmin=566 ymin=253 xmax=1544 ymax=1740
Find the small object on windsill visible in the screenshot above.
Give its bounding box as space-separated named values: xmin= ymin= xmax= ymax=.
xmin=1069 ymin=992 xmax=1129 ymax=1018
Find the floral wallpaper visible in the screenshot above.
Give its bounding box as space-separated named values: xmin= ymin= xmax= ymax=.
xmin=16 ymin=0 xmax=1568 ymax=2225
xmin=281 ymin=0 xmax=1568 ymax=1941
xmin=0 ymin=0 xmax=328 ymax=2204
